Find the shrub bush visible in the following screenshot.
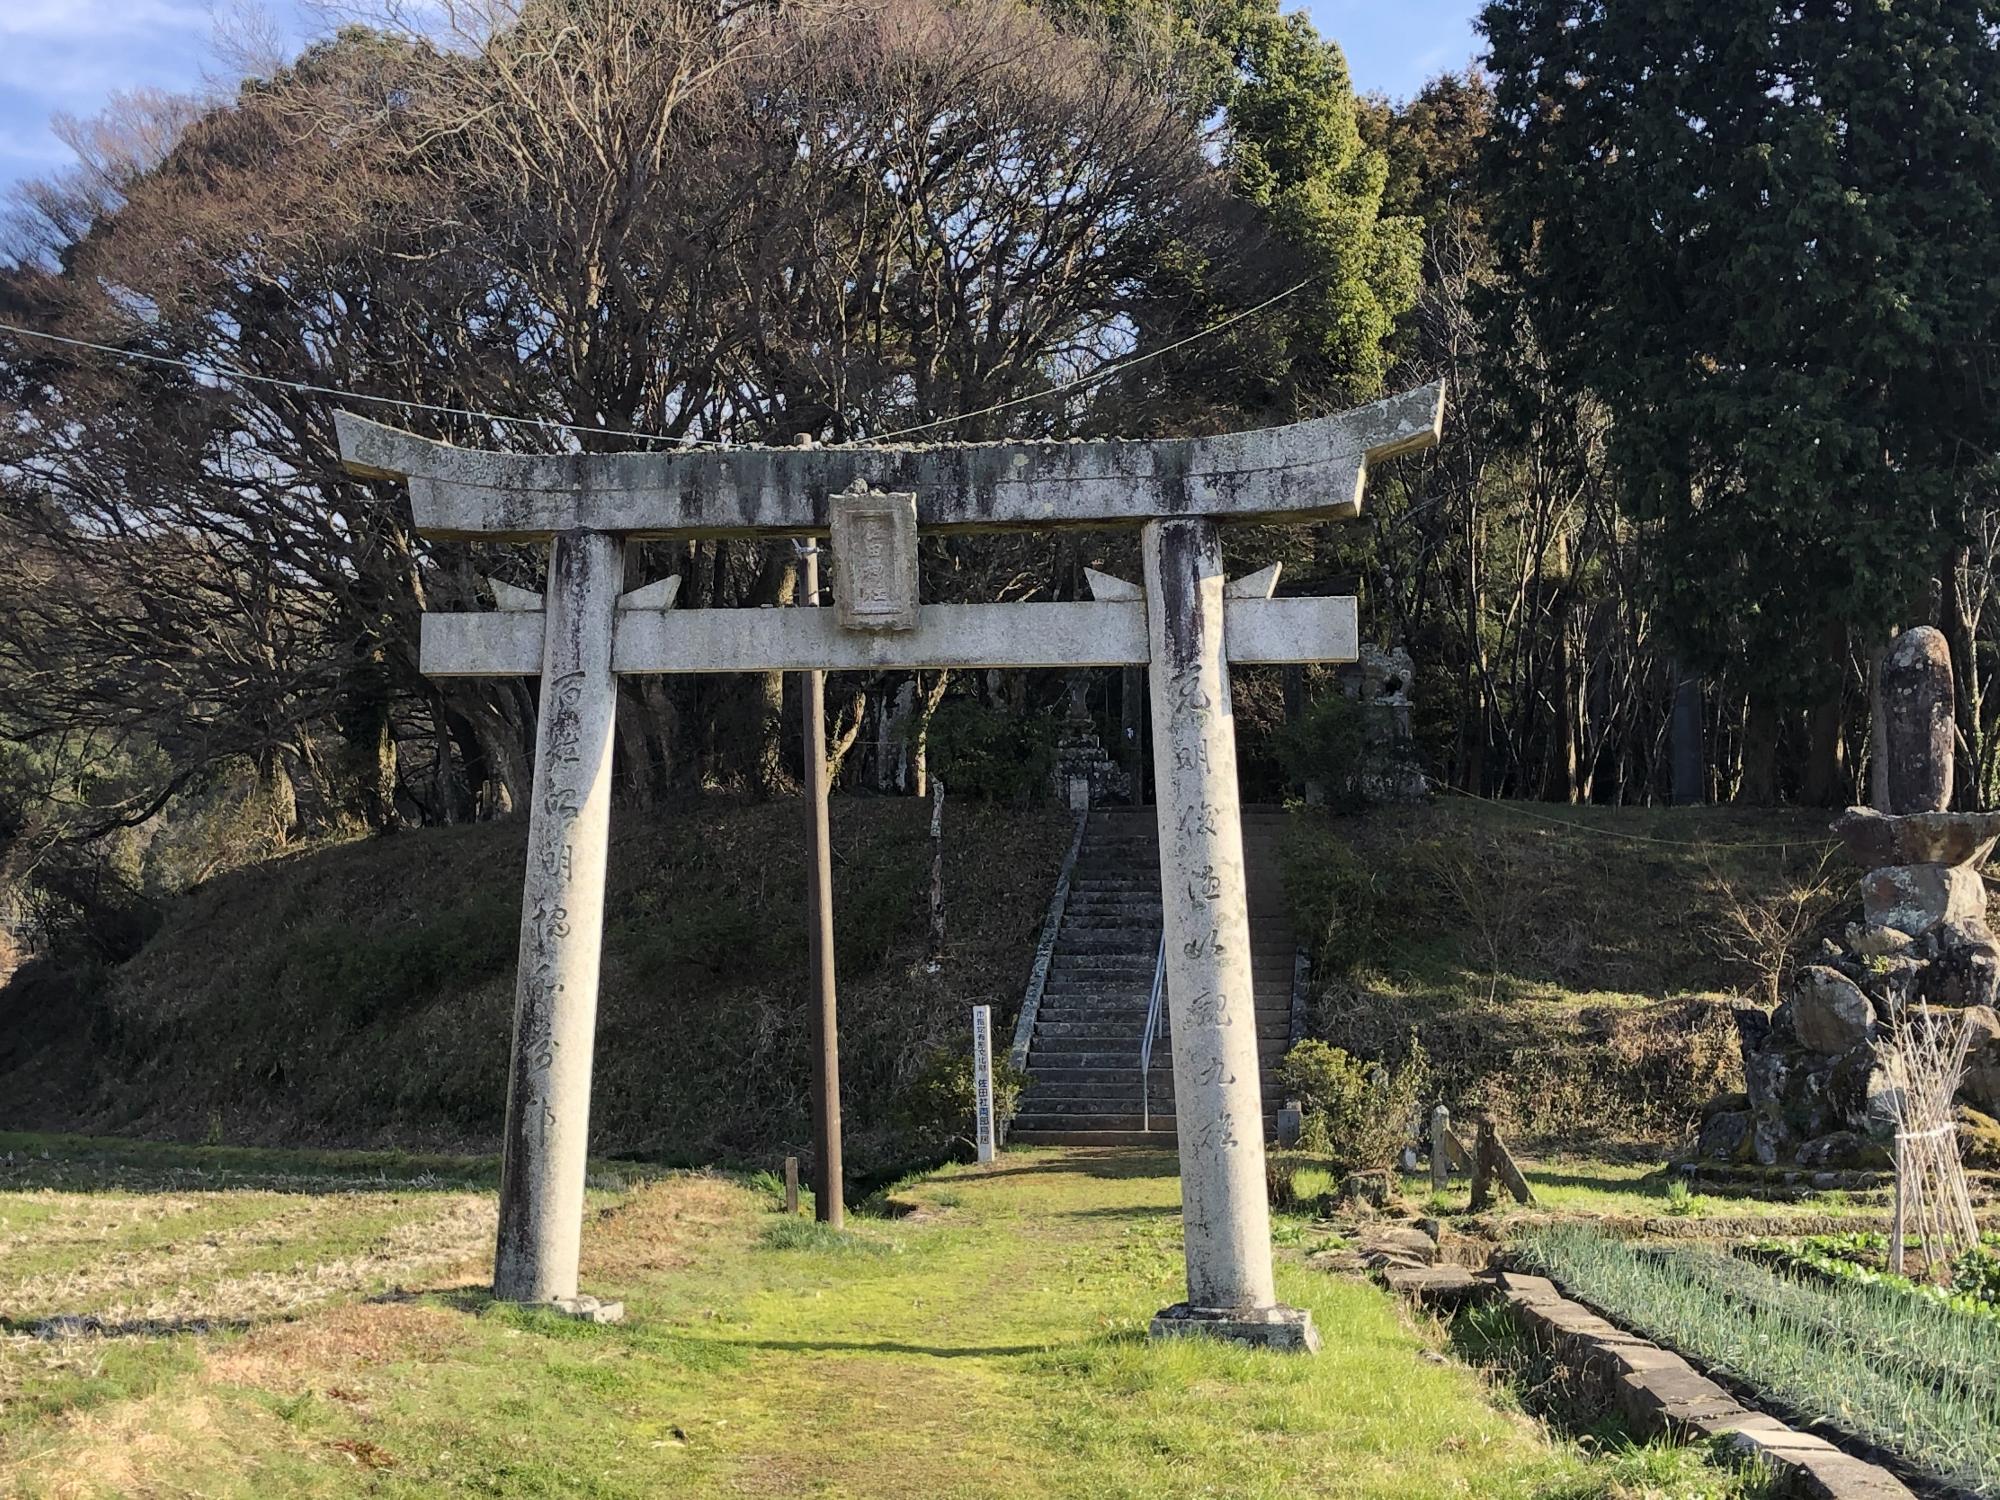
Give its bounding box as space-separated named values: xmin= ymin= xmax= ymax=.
xmin=1280 ymin=820 xmax=1382 ymax=977
xmin=892 ymin=1044 xmax=1030 ymax=1160
xmin=1276 ymin=1033 xmax=1429 ymax=1174
xmin=923 ymin=700 xmax=1058 ymax=804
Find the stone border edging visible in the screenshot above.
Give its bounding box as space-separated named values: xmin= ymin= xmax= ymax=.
xmin=1380 ymin=1264 xmax=1917 ymax=1500
xmin=1008 ymin=807 xmax=1090 ymax=1073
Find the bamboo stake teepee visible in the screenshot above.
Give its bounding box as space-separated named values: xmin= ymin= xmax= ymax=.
xmin=1879 ymin=1004 xmax=1978 ymax=1279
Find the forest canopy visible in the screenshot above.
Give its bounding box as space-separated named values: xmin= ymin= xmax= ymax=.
xmin=1 ymin=0 xmax=1997 ymax=956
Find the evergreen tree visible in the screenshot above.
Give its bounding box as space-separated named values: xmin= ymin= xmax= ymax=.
xmin=1482 ymin=0 xmax=2000 ymax=795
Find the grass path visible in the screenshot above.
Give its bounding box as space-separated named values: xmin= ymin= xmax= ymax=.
xmin=0 ymin=1139 xmax=1764 ymax=1498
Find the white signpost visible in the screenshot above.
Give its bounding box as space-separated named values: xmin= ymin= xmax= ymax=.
xmin=337 ymin=380 xmax=1442 ymax=1350
xmin=972 ymin=1004 xmax=997 ymax=1164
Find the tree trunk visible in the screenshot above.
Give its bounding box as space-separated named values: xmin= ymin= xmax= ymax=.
xmin=1940 ymin=546 xmax=1982 ymax=810
xmin=1669 ymin=663 xmax=1704 ymax=806
xmin=722 ymin=543 xmax=797 ymax=797
xmin=1738 ymin=691 xmax=1780 ymax=805
xmin=1803 ymin=620 xmax=1849 ymax=807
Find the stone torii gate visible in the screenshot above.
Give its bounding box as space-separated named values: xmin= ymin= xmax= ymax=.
xmin=336 ymin=382 xmax=1443 ymax=1349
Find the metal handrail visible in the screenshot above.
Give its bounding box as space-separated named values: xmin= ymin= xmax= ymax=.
xmin=1139 ymin=933 xmax=1167 ymax=1132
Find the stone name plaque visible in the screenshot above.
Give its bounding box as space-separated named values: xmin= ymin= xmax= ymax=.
xmin=829 ymin=482 xmax=919 ymax=632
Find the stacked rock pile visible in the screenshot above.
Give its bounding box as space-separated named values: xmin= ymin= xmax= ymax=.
xmin=1699 ymin=628 xmax=2000 ymax=1171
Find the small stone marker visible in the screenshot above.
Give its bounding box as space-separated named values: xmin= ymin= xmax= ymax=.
xmin=972 ymin=1004 xmax=996 ymax=1163
xmin=783 ymin=1155 xmax=800 ymax=1216
xmin=1430 ymin=1103 xmax=1451 ymax=1192
xmin=548 ymin=1293 xmax=624 ymax=1324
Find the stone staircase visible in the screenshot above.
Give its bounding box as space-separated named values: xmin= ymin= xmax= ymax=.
xmin=1009 ymin=806 xmax=1300 ymax=1147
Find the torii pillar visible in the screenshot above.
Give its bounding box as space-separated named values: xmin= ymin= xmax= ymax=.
xmin=1142 ymin=517 xmax=1298 ymax=1342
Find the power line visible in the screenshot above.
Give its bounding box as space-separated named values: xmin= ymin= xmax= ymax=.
xmin=866 ymin=276 xmax=1316 ymax=441
xmin=0 ymin=320 xmax=721 ymax=447
xmin=0 ymin=275 xmax=1314 ymax=452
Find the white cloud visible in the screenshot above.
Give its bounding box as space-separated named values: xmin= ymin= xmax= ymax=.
xmin=0 ymin=0 xmax=227 ymax=192
xmin=0 ymin=0 xmax=210 ymax=42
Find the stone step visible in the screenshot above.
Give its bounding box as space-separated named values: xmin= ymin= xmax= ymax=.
xmin=1029 ymin=1034 xmax=1292 ymax=1063
xmin=1012 ymin=1113 xmax=1178 ymax=1132
xmin=1032 ymin=1022 xmax=1291 ymax=1044
xmin=1050 ymin=954 xmax=1158 ymax=972
xmin=1022 ymin=1085 xmax=1287 ymax=1108
xmin=1032 ymin=1012 xmax=1149 ymax=1029
xmin=1008 ymin=1115 xmax=1290 ymax=1139
xmin=1029 ymin=1066 xmax=1176 ymax=1087
xmin=1060 ymin=931 xmax=1165 ymax=953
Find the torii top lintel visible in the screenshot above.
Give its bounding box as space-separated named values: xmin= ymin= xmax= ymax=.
xmin=334 ymin=383 xmax=1444 ymax=542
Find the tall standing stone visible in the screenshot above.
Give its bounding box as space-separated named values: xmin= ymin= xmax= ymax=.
xmin=493 ymin=530 xmax=623 ymax=1305
xmin=1881 ymin=626 xmax=1954 ymax=814
xmin=1141 ymin=517 xmax=1317 ymax=1350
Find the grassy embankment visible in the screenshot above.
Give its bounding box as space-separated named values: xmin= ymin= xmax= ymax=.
xmin=0 ymin=1134 xmax=1778 ymax=1499
xmin=0 ymin=795 xmax=1862 ymax=1173
xmin=1284 ymin=799 xmax=1846 ymax=1147
xmin=0 ymin=798 xmax=1070 ymax=1178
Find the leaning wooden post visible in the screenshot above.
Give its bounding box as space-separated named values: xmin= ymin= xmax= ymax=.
xmin=1142 ymin=517 xmax=1317 ymax=1351
xmin=493 ymin=529 xmax=623 ymax=1307
xmin=1469 ymin=1116 xmax=1497 ymax=1212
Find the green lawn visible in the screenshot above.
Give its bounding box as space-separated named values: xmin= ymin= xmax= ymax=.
xmin=1 ymin=1137 xmax=1766 ymax=1497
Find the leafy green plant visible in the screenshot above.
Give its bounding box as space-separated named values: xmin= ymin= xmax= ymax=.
xmin=1662 ymin=1179 xmax=1707 ymax=1218
xmin=891 ymin=1045 xmax=1029 ymax=1160
xmin=1522 ymin=1224 xmax=2000 ymax=1494
xmin=923 ymin=701 xmax=1059 ymax=804
xmin=1276 ymin=1034 xmax=1429 ymax=1174
xmin=1272 ymin=693 xmax=1374 ymax=813
xmin=759 ymin=1218 xmax=899 ymax=1255
xmin=1279 ymin=821 xmax=1384 ymax=976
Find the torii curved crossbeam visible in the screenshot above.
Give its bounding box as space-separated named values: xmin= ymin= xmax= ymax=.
xmin=334 ymin=382 xmax=1444 ymax=539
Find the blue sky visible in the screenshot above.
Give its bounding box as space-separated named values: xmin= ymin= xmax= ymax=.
xmin=0 ymin=1 xmax=1487 ymax=200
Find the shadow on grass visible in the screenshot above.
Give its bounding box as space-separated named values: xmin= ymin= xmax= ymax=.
xmin=0 ymin=1132 xmax=505 ymax=1196
xmin=1057 ymin=1203 xmax=1180 ymax=1220
xmin=731 ymin=1336 xmax=1055 ymax=1359
xmin=0 ymin=1313 xmax=253 ymax=1341
xmin=976 ymin=1150 xmax=1180 ymax=1182
xmin=1524 ymin=1168 xmax=1676 ymax=1197
xmin=0 ymin=1132 xmax=692 ymax=1200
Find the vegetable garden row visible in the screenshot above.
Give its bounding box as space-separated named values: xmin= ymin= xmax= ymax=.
xmin=1520 ymin=1225 xmax=2000 ymax=1495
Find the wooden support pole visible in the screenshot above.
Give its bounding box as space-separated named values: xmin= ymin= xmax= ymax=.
xmin=928 ymin=778 xmax=946 ymax=968
xmin=784 ymin=1156 xmax=800 ymax=1217
xmin=1469 ymin=1116 xmax=1535 ymax=1209
xmin=800 ymin=540 xmax=845 ymax=1229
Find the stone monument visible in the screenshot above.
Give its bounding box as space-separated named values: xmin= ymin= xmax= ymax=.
xmin=337 ymin=382 xmax=1445 ymax=1347
xmin=1703 ymin=626 xmax=2000 ymax=1170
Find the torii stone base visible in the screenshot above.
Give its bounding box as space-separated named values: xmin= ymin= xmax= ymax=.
xmin=1150 ymin=1302 xmax=1321 ymax=1352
